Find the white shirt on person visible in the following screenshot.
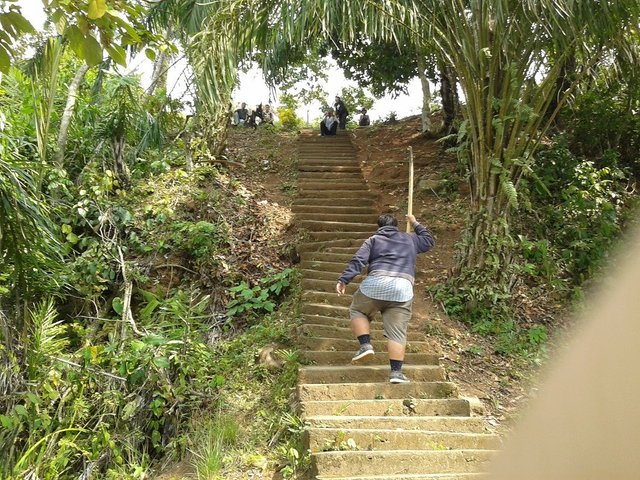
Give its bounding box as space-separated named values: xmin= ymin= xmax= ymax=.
xmin=323 ymin=115 xmax=338 ymax=129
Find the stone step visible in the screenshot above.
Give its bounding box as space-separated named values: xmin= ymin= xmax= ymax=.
xmin=298 ymin=165 xmax=362 ymax=173
xmin=298 ymin=176 xmax=364 ymax=183
xmin=312 ymin=450 xmax=494 ymax=478
xmin=298 ymin=381 xmax=457 ymax=402
xmin=292 ymin=205 xmax=373 ymax=214
xmin=298 ymin=190 xmax=375 ymax=199
xmin=294 ymin=197 xmax=375 ymax=207
xmin=298 ymin=157 xmax=359 ymax=162
xmin=298 ymin=336 xmax=435 ymax=353
xmin=300 ymin=314 xmax=423 ymax=331
xmin=302 ymin=303 xmax=350 ymax=317
xmin=297 ymin=199 xmax=374 ymax=208
xmin=306 ymin=231 xmax=372 ymax=242
xmin=300 ymin=260 xmax=350 ymax=274
xmin=299 ymin=144 xmax=355 ymax=148
xmin=298 ymin=239 xmax=365 ymax=253
xmin=298 ymin=182 xmax=368 ymax=191
xmin=300 ymin=270 xmax=354 ymax=283
xmin=307 ymin=428 xmax=501 ymax=452
xmin=302 ymin=398 xmax=472 ymax=418
xmin=299 ymin=132 xmax=352 ymax=138
xmin=305 ymin=416 xmax=494 ymax=433
xmin=298 ymin=142 xmax=356 ymax=153
xmin=296 ymin=214 xmax=377 ymax=224
xmin=298 ymin=365 xmax=445 ymax=384
xmin=302 ymin=278 xmax=358 ymax=293
xmin=299 ymin=141 xmax=354 ymax=146
xmin=302 ymin=291 xmax=356 ymax=307
xmin=317 ymin=473 xmax=488 ymax=480
xmin=298 ymin=153 xmax=357 ymax=158
xmin=299 ymin=148 xmax=356 ymax=152
xmin=302 ymin=252 xmax=356 ymax=263
xmin=299 ymin=324 xmax=428 ymax=342
xmin=301 ymin=351 xmax=439 ymax=366
xmin=298 ymin=159 xmax=359 ymax=165
xmin=298 ymin=172 xmax=364 ymax=180
xmin=299 ymin=135 xmax=352 ymax=141
xmin=323 ymin=246 xmax=364 ymax=254
xmin=297 ymin=177 xmax=365 ymax=185
xmin=299 ymin=142 xmax=353 ymax=147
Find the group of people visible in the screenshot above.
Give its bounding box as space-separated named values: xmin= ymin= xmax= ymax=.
xmin=232 ymin=102 xmax=275 ymax=128
xmin=320 ymin=96 xmax=371 ymax=136
xmin=233 ymin=96 xmax=375 ymax=134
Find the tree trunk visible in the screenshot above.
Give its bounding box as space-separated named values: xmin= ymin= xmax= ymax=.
xmin=416 ymin=54 xmax=433 ymax=136
xmin=198 ymin=108 xmax=230 ymax=159
xmin=547 ymin=52 xmax=576 ymax=127
xmin=184 ymin=130 xmax=193 ymax=173
xmin=147 ymin=26 xmax=172 ymax=97
xmin=111 ymin=135 xmax=130 ymax=186
xmin=55 ymin=63 xmax=90 ymax=167
xmin=440 ymin=64 xmax=458 ymax=134
xmin=449 ymin=199 xmax=516 ymax=314
xmin=147 ymin=50 xmax=170 ymax=97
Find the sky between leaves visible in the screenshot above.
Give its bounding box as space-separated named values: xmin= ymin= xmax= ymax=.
xmin=18 ymin=0 xmax=425 ymax=122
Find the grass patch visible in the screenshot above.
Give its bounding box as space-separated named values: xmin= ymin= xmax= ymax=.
xmin=190 ymin=413 xmax=240 ymax=478
xmin=177 ymin=277 xmax=309 ymax=479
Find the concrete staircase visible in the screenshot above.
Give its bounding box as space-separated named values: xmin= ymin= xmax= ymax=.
xmin=294 ymin=131 xmax=499 ymax=479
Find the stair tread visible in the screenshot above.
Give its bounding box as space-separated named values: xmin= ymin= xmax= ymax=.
xmin=308 ymin=427 xmax=497 ymax=436
xmin=317 ymin=474 xmax=487 ymax=480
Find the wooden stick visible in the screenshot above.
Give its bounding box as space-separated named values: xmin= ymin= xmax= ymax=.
xmin=406 ymin=146 xmax=414 ymax=233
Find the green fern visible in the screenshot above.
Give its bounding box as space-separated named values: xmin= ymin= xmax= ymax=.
xmin=500 ymin=175 xmax=519 ymax=209
xmin=25 ymin=299 xmax=67 ymax=382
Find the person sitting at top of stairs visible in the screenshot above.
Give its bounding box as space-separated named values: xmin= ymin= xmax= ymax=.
xmin=358 ymin=107 xmax=371 ymax=126
xmin=320 ymin=108 xmax=339 ymax=136
xmin=233 ymin=102 xmax=249 ymax=125
xmin=336 ymin=214 xmax=435 ymax=383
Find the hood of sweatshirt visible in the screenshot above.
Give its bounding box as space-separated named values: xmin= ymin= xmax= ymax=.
xmin=375 ymin=226 xmax=399 ymax=237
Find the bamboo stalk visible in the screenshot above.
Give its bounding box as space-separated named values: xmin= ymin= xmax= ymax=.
xmin=406 ymin=146 xmax=414 ymax=233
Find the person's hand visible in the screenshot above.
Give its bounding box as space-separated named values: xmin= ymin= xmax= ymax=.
xmin=406 ymin=214 xmax=417 ymax=226
xmin=336 ymin=282 xmax=346 ymax=295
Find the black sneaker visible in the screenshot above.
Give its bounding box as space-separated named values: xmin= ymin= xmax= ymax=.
xmin=351 ymin=343 xmax=375 ymax=363
xmin=389 ymin=371 xmax=410 ymax=384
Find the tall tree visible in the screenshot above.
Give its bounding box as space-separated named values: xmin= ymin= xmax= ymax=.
xmin=149 ymin=0 xmax=242 ymax=159
xmin=55 ymin=63 xmax=90 ymax=167
xmin=331 ymin=37 xmax=445 ymax=134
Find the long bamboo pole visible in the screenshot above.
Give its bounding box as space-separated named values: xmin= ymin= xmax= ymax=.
xmin=406 ymin=146 xmax=414 ymax=233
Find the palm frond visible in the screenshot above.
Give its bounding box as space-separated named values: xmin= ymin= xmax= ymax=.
xmin=25 ymin=299 xmax=67 ymax=381
xmin=0 ymin=141 xmax=60 ymax=291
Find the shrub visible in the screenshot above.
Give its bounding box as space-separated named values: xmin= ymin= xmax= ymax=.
xmin=563 ymin=84 xmax=640 ymax=177
xmin=276 ymin=107 xmax=302 ymax=131
xmin=227 ymin=268 xmax=296 ymax=319
xmin=522 ymin=139 xmax=631 ymax=285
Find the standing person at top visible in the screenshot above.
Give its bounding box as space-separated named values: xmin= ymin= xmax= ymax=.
xmin=233 ymin=102 xmax=249 ymax=125
xmin=320 ymin=109 xmax=339 ymax=136
xmin=334 ymin=96 xmax=349 ymax=129
xmin=358 ymin=108 xmax=371 ymax=127
xmin=336 ymin=214 xmax=435 ymax=383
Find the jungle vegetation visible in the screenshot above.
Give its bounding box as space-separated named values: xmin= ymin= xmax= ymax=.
xmin=0 ymin=0 xmax=638 ymax=477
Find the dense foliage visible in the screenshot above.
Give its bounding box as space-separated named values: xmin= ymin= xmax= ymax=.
xmin=1 ymin=0 xmax=640 ymax=477
xmin=0 ymin=12 xmax=301 ymax=474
